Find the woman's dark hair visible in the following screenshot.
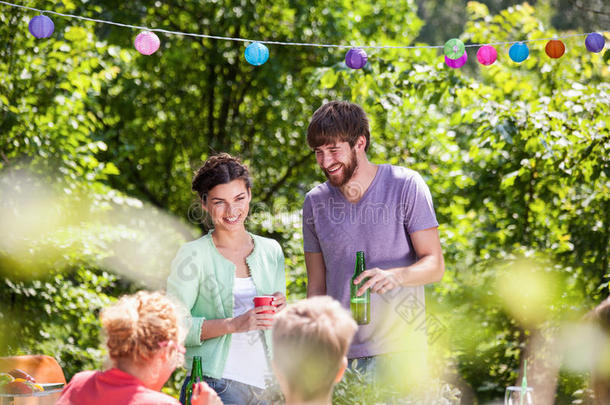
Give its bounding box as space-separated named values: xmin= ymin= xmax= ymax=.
xmin=191 ymin=153 xmax=252 ymax=202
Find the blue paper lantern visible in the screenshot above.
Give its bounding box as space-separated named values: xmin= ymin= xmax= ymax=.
xmin=345 ymin=48 xmax=368 ymax=69
xmin=585 ymin=33 xmax=605 ymax=53
xmin=509 ymin=42 xmax=529 ymax=63
xmin=244 ymin=42 xmax=269 ymax=66
xmin=28 ymin=15 xmax=54 ymax=39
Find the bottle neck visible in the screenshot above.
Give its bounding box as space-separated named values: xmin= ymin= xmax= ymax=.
xmin=353 ymin=252 xmax=365 ymax=277
xmin=192 ymin=359 xmax=203 ymax=379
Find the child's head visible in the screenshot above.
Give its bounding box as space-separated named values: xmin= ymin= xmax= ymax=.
xmin=272 ymin=296 xmax=357 ymax=402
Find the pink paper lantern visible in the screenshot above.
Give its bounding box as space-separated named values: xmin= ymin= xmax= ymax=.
xmin=445 ymin=50 xmax=467 ymax=69
xmin=476 ymin=45 xmax=497 ymax=66
xmin=134 ymin=31 xmax=160 ymax=55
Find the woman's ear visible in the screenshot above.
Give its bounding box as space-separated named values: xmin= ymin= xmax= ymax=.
xmin=334 ymin=357 xmax=348 ymax=384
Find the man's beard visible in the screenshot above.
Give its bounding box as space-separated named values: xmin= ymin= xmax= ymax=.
xmin=324 ymin=148 xmax=358 ymax=187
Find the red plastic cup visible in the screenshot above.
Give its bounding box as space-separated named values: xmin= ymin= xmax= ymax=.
xmin=253 ymin=296 xmax=275 ymax=314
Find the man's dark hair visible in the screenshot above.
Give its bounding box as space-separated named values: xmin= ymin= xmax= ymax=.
xmin=191 ymin=153 xmax=252 ymax=202
xmin=307 ymin=101 xmax=370 ymax=151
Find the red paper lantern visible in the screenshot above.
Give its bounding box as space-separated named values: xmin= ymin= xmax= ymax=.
xmin=545 ymin=40 xmax=565 ymax=59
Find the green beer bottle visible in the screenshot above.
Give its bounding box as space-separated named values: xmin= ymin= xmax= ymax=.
xmin=185 ymin=355 xmax=203 ymax=405
xmin=350 ymin=251 xmax=370 ymax=325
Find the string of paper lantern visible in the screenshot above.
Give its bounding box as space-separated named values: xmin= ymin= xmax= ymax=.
xmin=3 ymin=0 xmax=607 ymax=70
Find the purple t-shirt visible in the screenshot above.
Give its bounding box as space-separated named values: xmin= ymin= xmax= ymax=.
xmin=302 ymin=164 xmax=439 ymax=358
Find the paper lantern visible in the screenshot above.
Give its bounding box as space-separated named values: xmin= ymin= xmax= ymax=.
xmin=444 ymin=38 xmax=465 ymax=60
xmin=585 ymin=33 xmax=605 ymax=53
xmin=509 ymin=42 xmax=529 ymax=63
xmin=476 ymin=45 xmax=497 ymax=66
xmin=545 ymin=40 xmax=565 ymax=59
xmin=445 ymin=51 xmax=467 ymax=68
xmin=244 ymin=42 xmax=269 ymax=66
xmin=28 ymin=15 xmax=54 ymax=39
xmin=134 ymin=31 xmax=160 ymax=55
xmin=345 ymin=48 xmax=368 ymax=69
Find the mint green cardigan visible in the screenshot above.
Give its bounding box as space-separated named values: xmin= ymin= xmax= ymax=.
xmin=166 ymin=230 xmax=286 ymax=378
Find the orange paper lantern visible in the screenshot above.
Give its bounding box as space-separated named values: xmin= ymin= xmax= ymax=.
xmin=545 ymin=40 xmax=565 ymax=59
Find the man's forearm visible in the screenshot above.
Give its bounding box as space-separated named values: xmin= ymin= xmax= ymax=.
xmin=305 ymin=252 xmax=327 ymax=297
xmin=389 ymin=254 xmax=444 ymax=287
xmin=307 ymin=283 xmax=326 ymax=297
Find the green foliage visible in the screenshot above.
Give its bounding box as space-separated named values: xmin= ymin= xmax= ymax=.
xmin=259 ymin=367 xmax=462 ymax=404
xmin=1 ymin=268 xmax=120 ymax=376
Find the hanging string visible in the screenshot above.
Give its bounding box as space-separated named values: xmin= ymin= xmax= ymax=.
xmin=0 ymin=0 xmax=608 ymax=50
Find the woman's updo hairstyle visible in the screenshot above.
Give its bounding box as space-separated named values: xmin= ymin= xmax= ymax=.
xmin=101 ymin=291 xmax=184 ymax=363
xmin=191 ymin=153 xmax=252 ymax=202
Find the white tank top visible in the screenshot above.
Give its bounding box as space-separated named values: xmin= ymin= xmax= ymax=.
xmin=222 ymin=277 xmax=270 ymax=388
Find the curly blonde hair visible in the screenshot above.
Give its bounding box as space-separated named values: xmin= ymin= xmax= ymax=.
xmin=101 ymin=291 xmax=185 ymax=362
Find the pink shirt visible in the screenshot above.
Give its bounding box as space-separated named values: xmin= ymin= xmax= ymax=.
xmin=56 ymin=368 xmax=179 ymax=405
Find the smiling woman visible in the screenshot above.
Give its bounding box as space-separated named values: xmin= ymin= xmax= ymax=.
xmin=166 ymin=153 xmax=287 ymax=405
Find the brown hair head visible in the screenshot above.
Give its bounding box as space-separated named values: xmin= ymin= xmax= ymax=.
xmin=307 ymin=101 xmax=370 ymax=151
xmin=191 ymin=153 xmax=252 ymax=202
xmin=587 ymin=297 xmax=610 ymax=334
xmin=101 ymin=291 xmax=184 ymax=363
xmin=587 ymin=297 xmax=610 ymax=404
xmin=272 ymin=296 xmax=357 ymax=402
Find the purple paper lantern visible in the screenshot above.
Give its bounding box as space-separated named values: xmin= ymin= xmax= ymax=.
xmin=445 ymin=50 xmax=467 ymax=69
xmin=476 ymin=45 xmax=497 ymax=66
xmin=134 ymin=31 xmax=160 ymax=55
xmin=345 ymin=48 xmax=368 ymax=69
xmin=585 ymin=33 xmax=605 ymax=53
xmin=28 ymin=15 xmax=54 ymax=39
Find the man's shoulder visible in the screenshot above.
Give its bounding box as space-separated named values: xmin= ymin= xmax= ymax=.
xmin=384 ymin=164 xmax=422 ymax=182
xmin=305 ymin=181 xmax=332 ymax=201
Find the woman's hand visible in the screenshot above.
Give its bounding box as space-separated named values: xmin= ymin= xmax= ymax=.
xmin=191 ymin=381 xmax=222 ymax=405
xmin=230 ymin=306 xmax=276 ymax=333
xmin=272 ymin=292 xmax=287 ymax=312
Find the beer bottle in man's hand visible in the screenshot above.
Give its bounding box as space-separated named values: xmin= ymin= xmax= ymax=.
xmin=350 ymin=251 xmax=370 ymax=325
